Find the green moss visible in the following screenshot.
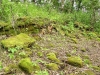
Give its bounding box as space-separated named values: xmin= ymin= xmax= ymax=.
xmin=1 ymin=33 xmax=36 ymax=49
xmin=91 ymin=66 xmax=100 ymax=71
xmin=71 ymin=38 xmax=78 ymax=44
xmin=16 ymin=17 xmax=31 ymax=27
xmin=96 ymin=38 xmax=100 ymax=41
xmin=46 ymin=63 xmax=59 ymax=70
xmin=81 ymin=48 xmax=86 ymax=52
xmin=70 ymin=73 xmax=86 ymax=75
xmin=32 ymin=63 xmax=41 ymax=71
xmin=0 ymin=21 xmax=9 ymax=29
xmin=70 ymin=70 xmax=95 ymax=75
xmin=32 ymin=17 xmax=50 ymax=28
xmin=33 ymin=35 xmax=41 ymax=41
xmin=25 ymin=48 xmax=31 ymax=51
xmin=83 ymin=59 xmax=92 ymax=65
xmin=18 ymin=58 xmax=33 ymax=74
xmin=87 ymin=32 xmax=97 ymax=39
xmin=67 ymin=56 xmax=83 ymax=67
xmin=19 ymin=51 xmax=28 ymax=58
xmin=82 ymin=55 xmax=89 ymax=59
xmin=4 ymin=64 xmax=18 ymax=73
xmin=66 ymin=52 xmax=71 ymax=57
xmin=47 ymin=52 xmax=60 ymax=63
xmin=85 ymin=70 xmax=95 ymax=75
xmin=25 ymin=50 xmax=33 ymax=56
xmin=37 ymin=52 xmax=43 ymax=57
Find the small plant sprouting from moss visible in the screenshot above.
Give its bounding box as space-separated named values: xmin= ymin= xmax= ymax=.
xmin=83 ymin=59 xmax=92 ymax=65
xmin=8 ymin=46 xmax=21 ymax=59
xmin=8 ymin=46 xmax=20 ymax=53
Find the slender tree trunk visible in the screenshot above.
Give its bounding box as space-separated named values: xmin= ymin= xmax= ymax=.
xmin=71 ymin=0 xmax=74 ymax=13
xmin=77 ymin=0 xmax=82 ymax=11
xmin=31 ymin=0 xmax=35 ymax=2
xmin=0 ymin=0 xmax=2 ymax=5
xmin=10 ymin=5 xmax=17 ymax=35
xmin=90 ymin=9 xmax=96 ymax=26
xmin=38 ymin=0 xmax=41 ymax=4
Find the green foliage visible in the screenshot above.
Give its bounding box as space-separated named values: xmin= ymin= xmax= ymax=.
xmin=8 ymin=46 xmax=20 ymax=53
xmin=83 ymin=59 xmax=92 ymax=65
xmin=73 ymin=11 xmax=91 ymax=25
xmin=8 ymin=46 xmax=21 ymax=59
xmin=87 ymin=32 xmax=97 ymax=39
xmin=0 ymin=0 xmax=100 ymax=34
xmin=0 ymin=61 xmax=3 ymax=70
xmin=8 ymin=53 xmax=15 ymax=59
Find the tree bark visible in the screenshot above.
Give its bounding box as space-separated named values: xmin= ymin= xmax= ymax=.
xmin=77 ymin=0 xmax=82 ymax=11
xmin=71 ymin=0 xmax=74 ymax=12
xmin=31 ymin=0 xmax=35 ymax=2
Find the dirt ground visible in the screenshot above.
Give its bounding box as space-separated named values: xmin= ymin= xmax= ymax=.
xmin=0 ymin=32 xmax=100 ymax=75
xmin=35 ymin=33 xmax=100 ymax=75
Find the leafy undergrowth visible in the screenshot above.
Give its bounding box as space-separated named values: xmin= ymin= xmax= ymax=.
xmin=0 ymin=30 xmax=100 ymax=75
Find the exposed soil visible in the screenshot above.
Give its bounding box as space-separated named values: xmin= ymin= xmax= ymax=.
xmin=0 ymin=31 xmax=100 ymax=75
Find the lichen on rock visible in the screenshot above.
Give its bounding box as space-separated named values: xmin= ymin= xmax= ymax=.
xmin=67 ymin=56 xmax=83 ymax=67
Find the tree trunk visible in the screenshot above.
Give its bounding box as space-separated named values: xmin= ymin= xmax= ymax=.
xmin=77 ymin=0 xmax=82 ymax=11
xmin=31 ymin=0 xmax=35 ymax=2
xmin=90 ymin=9 xmax=96 ymax=26
xmin=0 ymin=0 xmax=2 ymax=5
xmin=71 ymin=0 xmax=74 ymax=12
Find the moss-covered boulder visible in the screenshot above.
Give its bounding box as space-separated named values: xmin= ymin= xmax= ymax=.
xmin=46 ymin=63 xmax=59 ymax=70
xmin=67 ymin=56 xmax=83 ymax=67
xmin=18 ymin=58 xmax=33 ymax=74
xmin=0 ymin=21 xmax=9 ymax=30
xmin=1 ymin=33 xmax=35 ymax=49
xmin=47 ymin=52 xmax=60 ymax=63
xmin=16 ymin=17 xmax=30 ymax=27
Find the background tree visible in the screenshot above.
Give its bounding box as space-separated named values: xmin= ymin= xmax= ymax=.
xmin=0 ymin=0 xmax=2 ymax=5
xmin=31 ymin=0 xmax=35 ymax=2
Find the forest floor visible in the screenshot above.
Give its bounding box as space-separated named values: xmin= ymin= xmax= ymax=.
xmin=0 ymin=31 xmax=100 ymax=75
